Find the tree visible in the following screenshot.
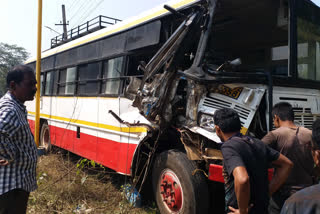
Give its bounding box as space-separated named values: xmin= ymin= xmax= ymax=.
xmin=0 ymin=43 xmax=29 ymax=96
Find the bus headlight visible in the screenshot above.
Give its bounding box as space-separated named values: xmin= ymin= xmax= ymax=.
xmin=199 ymin=113 xmax=215 ymax=132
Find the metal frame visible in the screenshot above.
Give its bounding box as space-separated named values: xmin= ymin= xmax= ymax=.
xmin=51 ymin=15 xmax=122 ymax=48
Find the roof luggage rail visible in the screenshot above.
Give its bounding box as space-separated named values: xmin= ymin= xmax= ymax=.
xmin=50 ymin=15 xmax=121 ymax=48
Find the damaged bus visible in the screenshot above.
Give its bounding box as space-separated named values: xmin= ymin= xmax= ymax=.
xmin=26 ymin=0 xmax=320 ymax=213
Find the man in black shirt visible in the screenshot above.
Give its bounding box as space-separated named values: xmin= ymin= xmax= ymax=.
xmin=213 ymin=108 xmax=293 ymax=214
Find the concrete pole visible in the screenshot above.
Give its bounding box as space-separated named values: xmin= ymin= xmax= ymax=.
xmin=62 ymin=5 xmax=68 ymax=40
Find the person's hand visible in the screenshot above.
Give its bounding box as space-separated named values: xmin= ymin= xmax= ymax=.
xmin=228 ymin=204 xmax=253 ymax=214
xmin=312 ymin=150 xmax=320 ymax=167
xmin=228 ymin=206 xmax=244 ymax=214
xmin=0 ymin=159 xmax=9 ymax=166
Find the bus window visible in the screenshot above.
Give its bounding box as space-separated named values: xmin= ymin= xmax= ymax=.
xmin=297 ymin=2 xmax=320 ymax=81
xmin=53 ymin=70 xmax=59 ymax=96
xmin=271 ymin=45 xmax=289 ymax=76
xmin=58 ymin=69 xmax=66 ymax=95
xmin=58 ymin=67 xmax=76 ymax=95
xmin=127 ymin=54 xmax=152 ymax=77
xmin=65 ymin=67 xmax=76 ymax=95
xmin=102 ymin=57 xmax=124 ymax=95
xmin=44 ymin=71 xmax=55 ymax=96
xmin=78 ymin=62 xmax=100 ymax=95
xmin=40 ymin=74 xmax=45 ymax=96
xmin=28 ymin=62 xmax=36 ymax=71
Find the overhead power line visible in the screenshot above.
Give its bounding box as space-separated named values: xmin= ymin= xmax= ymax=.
xmin=71 ymin=0 xmax=98 ymax=28
xmin=44 ymin=26 xmax=60 ymax=35
xmin=74 ymin=0 xmax=104 ymax=28
xmin=68 ymin=0 xmax=88 ymax=22
xmin=67 ymin=0 xmax=78 ymax=12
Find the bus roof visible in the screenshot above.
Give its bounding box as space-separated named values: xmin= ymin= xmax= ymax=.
xmin=26 ymin=0 xmax=200 ymax=64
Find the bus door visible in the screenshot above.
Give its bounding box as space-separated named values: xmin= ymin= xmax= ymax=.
xmin=42 ymin=70 xmax=58 ymax=147
xmin=96 ymin=57 xmax=124 ymax=173
xmin=73 ymin=62 xmax=101 ymax=161
xmin=54 ymin=67 xmax=78 ymax=152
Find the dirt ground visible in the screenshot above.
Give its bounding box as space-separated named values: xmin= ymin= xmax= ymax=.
xmin=27 ymin=149 xmax=158 ymax=214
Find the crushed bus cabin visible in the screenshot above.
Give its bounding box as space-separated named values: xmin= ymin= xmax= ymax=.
xmin=25 ymin=0 xmax=320 ymax=213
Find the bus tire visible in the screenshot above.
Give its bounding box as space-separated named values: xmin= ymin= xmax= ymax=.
xmin=40 ymin=123 xmax=51 ymax=153
xmin=152 ymin=150 xmax=209 ymax=214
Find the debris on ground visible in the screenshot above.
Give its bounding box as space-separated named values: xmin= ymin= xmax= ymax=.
xmin=27 ymin=149 xmax=158 ymax=214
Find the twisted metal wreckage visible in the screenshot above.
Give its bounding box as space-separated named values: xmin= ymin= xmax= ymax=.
xmin=109 ymin=0 xmax=320 ymax=211
xmin=110 ymin=0 xmax=270 ymax=189
xmin=24 ymin=0 xmax=320 ymax=212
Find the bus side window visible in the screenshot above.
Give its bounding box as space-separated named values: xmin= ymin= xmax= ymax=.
xmin=40 ymin=73 xmax=45 ymax=96
xmin=271 ymin=45 xmax=289 ymax=76
xmin=101 ymin=57 xmax=124 ymax=95
xmin=127 ymin=55 xmax=145 ymax=77
xmin=58 ymin=67 xmax=76 ymax=95
xmin=297 ymin=18 xmax=320 ymax=81
xmin=78 ymin=62 xmax=100 ymax=96
xmin=58 ymin=69 xmax=67 ymax=95
xmin=53 ymin=70 xmax=59 ymax=96
xmin=44 ymin=71 xmax=55 ymax=96
xmin=65 ymin=67 xmax=76 ymax=95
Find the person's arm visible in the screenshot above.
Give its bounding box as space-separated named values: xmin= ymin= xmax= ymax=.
xmin=232 ymin=166 xmax=250 ymax=214
xmin=0 ymin=110 xmax=19 ymax=165
xmin=0 ymin=135 xmax=16 ymax=165
xmin=269 ymin=154 xmax=293 ymax=196
xmin=312 ymin=149 xmax=320 ymax=168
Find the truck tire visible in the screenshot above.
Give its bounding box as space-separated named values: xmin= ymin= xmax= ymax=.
xmin=152 ymin=150 xmax=209 ymax=214
xmin=39 ymin=123 xmax=51 ymax=153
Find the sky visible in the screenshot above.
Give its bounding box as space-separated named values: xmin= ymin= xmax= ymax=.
xmin=0 ymin=0 xmax=168 ymax=58
xmin=1 ymin=0 xmax=320 ymax=59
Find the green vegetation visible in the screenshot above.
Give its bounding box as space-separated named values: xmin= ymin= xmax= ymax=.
xmin=28 ymin=149 xmax=159 ymax=213
xmin=0 ymin=43 xmax=29 ymax=95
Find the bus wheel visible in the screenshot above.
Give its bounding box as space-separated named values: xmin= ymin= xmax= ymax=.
xmin=40 ymin=123 xmax=51 ymax=153
xmin=152 ymin=150 xmax=208 ymax=214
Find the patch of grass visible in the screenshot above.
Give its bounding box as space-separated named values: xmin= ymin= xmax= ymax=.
xmin=27 ymin=149 xmax=159 ymax=214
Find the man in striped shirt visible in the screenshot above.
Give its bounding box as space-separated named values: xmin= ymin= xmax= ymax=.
xmin=0 ymin=65 xmax=38 ymax=214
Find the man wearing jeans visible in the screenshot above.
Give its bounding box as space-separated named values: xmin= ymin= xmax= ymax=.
xmin=0 ymin=65 xmax=38 ymax=214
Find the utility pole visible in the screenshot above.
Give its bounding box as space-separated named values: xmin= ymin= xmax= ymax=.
xmin=55 ymin=4 xmax=68 ymax=40
xmin=62 ymin=5 xmax=67 ymax=40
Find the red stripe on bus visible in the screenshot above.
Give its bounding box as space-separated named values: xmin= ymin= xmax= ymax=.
xmin=208 ymin=164 xmax=274 ymax=183
xmin=268 ymin=168 xmax=274 ymax=181
xmin=28 ymin=120 xmax=276 ymax=180
xmin=208 ymin=164 xmax=224 ymax=183
xmin=28 ymin=119 xmax=137 ymax=175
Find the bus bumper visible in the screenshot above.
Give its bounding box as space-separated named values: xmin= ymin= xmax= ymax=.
xmin=208 ymin=164 xmax=274 ymax=182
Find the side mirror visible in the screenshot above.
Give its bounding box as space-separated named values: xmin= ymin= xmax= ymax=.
xmin=216 ymin=58 xmax=242 ymax=72
xmin=229 ymin=58 xmax=242 ymax=66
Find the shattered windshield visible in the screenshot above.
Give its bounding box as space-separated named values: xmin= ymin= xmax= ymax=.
xmin=203 ymin=0 xmax=289 ymax=76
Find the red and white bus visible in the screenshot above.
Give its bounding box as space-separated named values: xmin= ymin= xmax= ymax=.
xmin=26 ymin=0 xmax=320 ymax=213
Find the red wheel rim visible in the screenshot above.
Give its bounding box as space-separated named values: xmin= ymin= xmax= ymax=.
xmin=41 ymin=127 xmax=50 ymax=150
xmin=159 ymin=169 xmax=183 ymax=212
